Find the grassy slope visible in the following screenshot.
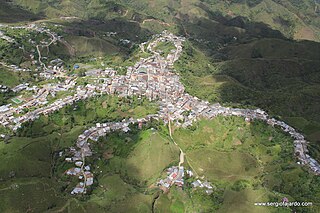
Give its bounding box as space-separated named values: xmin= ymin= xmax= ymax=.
xmin=204 ymin=0 xmax=320 ymax=41
xmin=9 ymin=0 xmax=320 ymax=41
xmin=155 ymin=41 xmax=176 ymax=57
xmin=1 ymin=103 xmax=320 ymax=212
xmin=172 ymin=117 xmax=320 ymax=212
xmin=0 ymin=66 xmax=22 ymax=87
xmin=0 ymin=95 xmax=158 ymax=212
xmin=89 ymin=128 xmax=179 ymax=212
xmin=0 ymin=0 xmax=42 ymax=23
xmin=65 ymin=35 xmax=120 ymax=57
xmin=175 ymin=37 xmax=320 ymax=162
xmin=95 ymin=129 xmax=179 ymax=185
xmin=118 ymin=131 xmax=179 ymax=183
xmin=89 ymin=174 xmax=153 ymax=213
xmin=114 ymin=0 xmax=320 ymax=41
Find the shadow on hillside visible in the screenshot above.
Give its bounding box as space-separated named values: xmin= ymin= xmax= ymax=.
xmin=63 ymin=18 xmax=152 ymax=43
xmin=175 ymin=10 xmax=286 ymax=53
xmin=59 ymin=18 xmax=153 ymax=59
xmin=0 ymin=0 xmax=43 ymax=23
xmin=174 ymin=10 xmax=320 ymax=158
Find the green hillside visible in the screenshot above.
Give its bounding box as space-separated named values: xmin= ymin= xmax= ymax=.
xmin=118 ymin=0 xmax=320 ymax=41
xmin=0 ymin=0 xmax=42 ymax=23
xmin=2 ymin=110 xmax=319 ymax=212
xmin=0 ymin=0 xmax=320 ymax=212
xmin=3 ymin=0 xmax=319 ymax=41
xmin=172 ymin=117 xmax=320 ymax=212
xmin=174 ymin=33 xmax=320 ymax=162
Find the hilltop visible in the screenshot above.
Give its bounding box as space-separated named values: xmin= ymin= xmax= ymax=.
xmin=4 ymin=0 xmax=320 ymax=41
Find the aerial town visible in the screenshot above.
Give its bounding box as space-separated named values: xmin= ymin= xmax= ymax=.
xmin=0 ymin=29 xmax=319 ymax=195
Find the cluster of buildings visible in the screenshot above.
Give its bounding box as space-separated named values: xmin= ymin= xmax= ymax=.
xmin=12 ymin=83 xmax=29 ymax=93
xmin=39 ymin=64 xmax=66 ymax=79
xmin=158 ymin=94 xmax=320 ymax=174
xmin=120 ymin=38 xmax=131 ymax=45
xmin=0 ymin=30 xmax=15 ymax=43
xmin=267 ymin=119 xmax=320 ymax=173
xmin=0 ymin=79 xmax=77 ymax=130
xmin=85 ymin=67 xmax=117 ymax=77
xmin=157 ymin=166 xmax=185 ymax=192
xmin=104 ymin=32 xmax=117 ymax=37
xmin=0 ymin=85 xmax=9 ymax=93
xmin=191 ymin=179 xmax=214 ymax=195
xmin=87 ymin=31 xmax=186 ymax=103
xmin=0 ymin=30 xmax=319 ymax=195
xmin=64 ymin=116 xmax=157 ymax=194
xmin=0 ymin=104 xmax=12 ymax=113
xmin=0 ymin=62 xmax=31 ymax=73
xmin=0 ymin=31 xmax=186 ymax=131
xmin=65 ymin=163 xmax=94 ymax=195
xmin=157 ymin=166 xmax=214 ymax=195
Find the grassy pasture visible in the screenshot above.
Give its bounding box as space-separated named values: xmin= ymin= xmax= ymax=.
xmin=98 ymin=129 xmax=179 ymax=185
xmin=172 ymin=117 xmax=320 ymax=212
xmin=175 ymin=38 xmax=320 ymax=163
xmin=120 ymin=130 xmax=179 ymax=183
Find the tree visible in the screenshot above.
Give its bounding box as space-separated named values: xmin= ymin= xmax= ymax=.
xmin=77 ymin=68 xmax=86 ymax=77
xmin=251 ymin=48 xmax=263 ymax=58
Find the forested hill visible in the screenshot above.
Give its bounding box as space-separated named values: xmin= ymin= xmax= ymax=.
xmin=3 ymin=0 xmax=320 ymax=41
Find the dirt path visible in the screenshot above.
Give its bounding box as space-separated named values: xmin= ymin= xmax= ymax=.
xmin=168 ymin=117 xmax=184 ymax=167
xmin=142 ymin=19 xmax=172 ymax=26
xmin=36 ymin=31 xmax=57 ymax=70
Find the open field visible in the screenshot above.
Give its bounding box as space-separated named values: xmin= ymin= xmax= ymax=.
xmin=1 ymin=110 xmax=320 ymax=212
xmin=0 ymin=66 xmax=33 ymax=87
xmin=89 ymin=174 xmax=153 ymax=213
xmin=0 ymin=95 xmax=159 ymax=212
xmin=172 ymin=117 xmax=320 ymax=212
xmin=115 ymin=130 xmax=179 ymax=184
xmin=11 ymin=97 xmax=23 ymax=104
xmin=187 ymin=149 xmax=259 ymax=181
xmin=94 ymin=128 xmax=179 ymax=186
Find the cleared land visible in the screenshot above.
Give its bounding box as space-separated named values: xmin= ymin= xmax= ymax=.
xmin=0 ymin=95 xmax=158 ymax=212
xmin=171 ymin=117 xmax=320 ymax=212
